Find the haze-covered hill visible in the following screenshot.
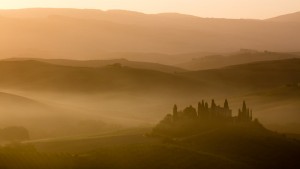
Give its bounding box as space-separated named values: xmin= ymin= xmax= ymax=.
xmin=13 ymin=122 xmax=300 ymax=169
xmin=179 ymin=124 xmax=300 ymax=169
xmin=0 ymin=90 xmax=144 ymax=139
xmin=1 ymin=58 xmax=299 ymax=94
xmin=0 ymin=8 xmax=300 ymax=63
xmin=0 ymin=60 xmax=202 ymax=93
xmin=0 ymin=91 xmax=79 ymax=139
xmin=182 ymin=58 xmax=300 ymax=92
xmin=5 ymin=58 xmax=185 ymax=73
xmin=179 ymin=51 xmax=299 ymax=70
xmin=0 ymin=130 xmax=249 ymax=169
xmin=0 ymin=91 xmax=39 ymax=105
xmin=267 ymin=11 xmax=300 ymax=22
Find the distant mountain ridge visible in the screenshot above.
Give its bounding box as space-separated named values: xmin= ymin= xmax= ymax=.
xmin=0 ymin=8 xmax=299 ymax=63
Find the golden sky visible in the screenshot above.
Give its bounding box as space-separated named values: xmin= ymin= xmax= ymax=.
xmin=0 ymin=0 xmax=299 ymax=19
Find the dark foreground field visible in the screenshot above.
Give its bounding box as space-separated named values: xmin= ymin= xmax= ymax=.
xmin=1 ymin=123 xmax=300 ymax=169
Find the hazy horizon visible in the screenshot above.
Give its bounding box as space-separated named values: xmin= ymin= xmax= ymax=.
xmin=0 ymin=8 xmax=299 ymax=63
xmin=0 ymin=0 xmax=299 ymax=19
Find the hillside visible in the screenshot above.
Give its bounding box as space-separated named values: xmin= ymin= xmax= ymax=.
xmin=1 ymin=58 xmax=299 ymax=94
xmin=182 ymin=58 xmax=300 ymax=91
xmin=5 ymin=58 xmax=185 ymax=73
xmin=0 ymin=8 xmax=300 ymax=63
xmin=151 ymin=107 xmax=300 ymax=169
xmin=0 ymin=57 xmax=299 ymax=95
xmin=179 ymin=51 xmax=299 ymax=70
xmin=180 ymin=124 xmax=300 ymax=169
xmin=267 ymin=11 xmax=300 ymax=22
xmin=0 ymin=60 xmax=202 ymax=93
xmin=0 ymin=91 xmax=76 ymax=139
xmin=0 ymin=91 xmax=39 ymax=105
xmin=15 ymin=122 xmax=300 ymax=169
xmin=0 ymin=136 xmax=248 ymax=169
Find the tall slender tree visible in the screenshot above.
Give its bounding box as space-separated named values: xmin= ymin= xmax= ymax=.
xmin=224 ymin=99 xmax=229 ymax=109
xmin=173 ymin=104 xmax=178 ymax=120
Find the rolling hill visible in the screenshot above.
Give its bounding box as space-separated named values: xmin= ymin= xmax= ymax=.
xmin=0 ymin=60 xmax=203 ymax=93
xmin=0 ymin=8 xmax=300 ymax=64
xmin=15 ymin=123 xmax=300 ymax=169
xmin=179 ymin=123 xmax=300 ymax=169
xmin=178 ymin=51 xmax=299 ymax=70
xmin=5 ymin=58 xmax=185 ymax=73
xmin=182 ymin=58 xmax=300 ymax=91
xmin=0 ymin=91 xmax=39 ymax=105
xmin=1 ymin=58 xmax=299 ymax=93
xmin=0 ymin=91 xmax=80 ymax=139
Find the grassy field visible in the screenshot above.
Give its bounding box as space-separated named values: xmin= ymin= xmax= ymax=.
xmin=0 ymin=124 xmax=291 ymax=169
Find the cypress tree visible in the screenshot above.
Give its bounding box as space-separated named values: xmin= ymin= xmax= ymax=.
xmin=205 ymin=102 xmax=209 ymax=110
xmin=224 ymin=99 xmax=229 ymax=109
xmin=197 ymin=102 xmax=201 ymax=117
xmin=242 ymin=101 xmax=247 ymax=113
xmin=173 ymin=104 xmax=178 ymax=120
xmin=211 ymin=99 xmax=216 ymax=109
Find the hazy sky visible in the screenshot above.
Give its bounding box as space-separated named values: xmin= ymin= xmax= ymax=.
xmin=0 ymin=0 xmax=299 ymax=19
